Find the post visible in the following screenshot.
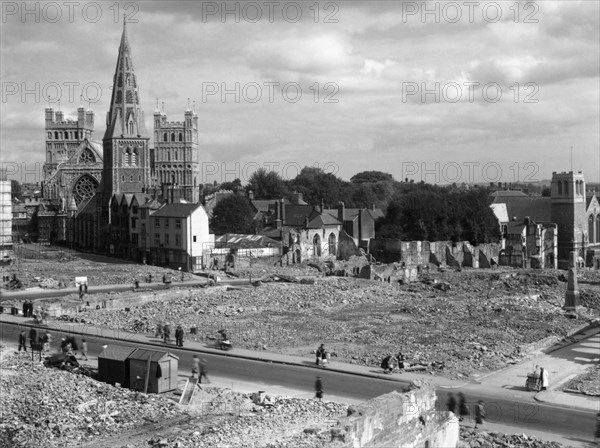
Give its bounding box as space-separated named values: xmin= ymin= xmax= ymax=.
xmin=143 ymin=355 xmax=151 ymax=393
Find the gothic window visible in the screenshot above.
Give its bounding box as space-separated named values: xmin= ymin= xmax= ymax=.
xmin=175 ymin=150 xmax=178 ymax=160
xmin=128 ymin=121 xmax=134 ymax=135
xmin=171 ymin=133 xmax=176 ymax=142
xmin=124 ymin=148 xmax=131 ymax=166
xmin=557 ymin=181 xmax=562 ymax=195
xmin=47 ymin=132 xmax=52 ymax=139
xmin=72 ymin=174 xmax=98 ymax=205
xmin=164 ymin=132 xmax=168 ymax=142
xmin=313 ymin=234 xmax=322 ymax=257
xmin=54 ymin=131 xmax=59 ymax=139
xmin=589 ymin=215 xmax=595 ymax=244
xmin=132 ymin=149 xmax=138 ymax=166
xmin=179 ymin=133 xmax=183 ymax=142
xmin=79 ymin=148 xmax=96 ymax=164
xmin=116 ymin=91 xmax=122 ymax=104
xmin=118 ymin=74 xmax=123 ymax=87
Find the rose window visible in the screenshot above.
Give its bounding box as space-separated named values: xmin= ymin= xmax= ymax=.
xmin=73 ymin=175 xmax=98 ymax=205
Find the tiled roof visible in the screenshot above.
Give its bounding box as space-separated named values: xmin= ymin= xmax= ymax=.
xmin=99 ymin=345 xmax=135 ymax=361
xmin=128 ymin=348 xmax=178 ymax=362
xmin=151 ymin=203 xmax=202 ymax=217
xmin=492 ymin=196 xmax=551 ymax=222
xmin=489 ymin=190 xmax=528 ymax=198
xmin=215 ymin=233 xmax=280 ymax=248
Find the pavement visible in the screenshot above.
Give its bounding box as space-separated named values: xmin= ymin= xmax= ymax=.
xmin=1 ymin=310 xmax=598 ymax=414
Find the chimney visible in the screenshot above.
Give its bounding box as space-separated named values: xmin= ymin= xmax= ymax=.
xmin=498 ymin=182 xmax=502 ymax=188
xmin=248 ymin=190 xmax=254 ymax=200
xmin=524 ymin=216 xmax=530 ymax=226
xmin=337 ymin=201 xmax=345 ymax=223
xmin=358 ymin=208 xmax=363 ymax=242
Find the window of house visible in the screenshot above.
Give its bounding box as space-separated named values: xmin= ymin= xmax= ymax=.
xmin=165 ymin=218 xmax=169 ymax=228
xmin=175 ymin=219 xmax=181 ymax=228
xmin=155 ymin=234 xmax=160 ymax=245
xmin=165 ymin=234 xmax=170 ymax=245
xmin=154 ymin=218 xmax=160 ymax=228
xmin=193 ymin=235 xmax=197 ymax=242
xmin=175 ymin=234 xmax=180 ymax=247
xmin=132 ymin=234 xmax=139 ymax=244
xmin=132 ymin=206 xmax=138 ymax=214
xmin=131 ymin=217 xmax=137 ymax=229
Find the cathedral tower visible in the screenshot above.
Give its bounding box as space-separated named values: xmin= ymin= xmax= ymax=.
xmin=152 ymin=101 xmax=200 ymax=202
xmin=550 ymin=171 xmax=588 ymax=267
xmin=97 ymin=20 xmax=151 ymax=251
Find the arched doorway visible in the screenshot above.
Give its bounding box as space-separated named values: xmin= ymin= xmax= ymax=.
xmin=294 ymin=249 xmax=301 ymax=264
xmin=328 ymin=233 xmax=337 ymax=257
xmin=313 ymin=234 xmax=321 ymax=258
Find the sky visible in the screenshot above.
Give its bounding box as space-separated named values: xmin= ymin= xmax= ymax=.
xmin=1 ymin=0 xmax=599 ymax=186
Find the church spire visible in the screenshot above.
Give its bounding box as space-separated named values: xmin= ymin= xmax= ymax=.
xmin=104 ymin=18 xmax=146 ymax=140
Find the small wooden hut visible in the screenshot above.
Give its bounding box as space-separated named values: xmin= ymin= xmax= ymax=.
xmin=128 ymin=348 xmax=179 ymax=394
xmin=97 ymin=345 xmax=136 ymax=387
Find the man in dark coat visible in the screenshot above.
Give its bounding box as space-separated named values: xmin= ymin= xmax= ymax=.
xmin=458 ymin=392 xmax=469 ymax=422
xmin=29 ymin=328 xmax=37 ymax=350
xmin=447 ymin=393 xmax=457 ymax=416
xmin=163 ymin=324 xmax=171 ymax=344
xmin=315 ymin=376 xmax=323 ymax=401
xmin=175 ymin=325 xmax=184 ymax=347
xmin=22 ymin=301 xmax=27 ymax=317
xmin=27 ymin=301 xmax=33 ymax=317
xmin=18 ymin=330 xmax=27 ymax=352
xmin=316 ymin=344 xmax=324 ymax=366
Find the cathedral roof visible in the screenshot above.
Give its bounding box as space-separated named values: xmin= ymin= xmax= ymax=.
xmin=104 ymin=20 xmax=146 ymax=140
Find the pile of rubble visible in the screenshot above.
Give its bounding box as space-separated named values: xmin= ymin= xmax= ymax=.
xmin=458 ymin=427 xmax=565 ymax=447
xmin=561 ymin=364 xmax=600 ymax=395
xmin=39 ymin=278 xmax=62 ymax=289
xmin=73 ymin=268 xmax=598 ymax=378
xmin=0 ymin=351 xmax=185 ymax=447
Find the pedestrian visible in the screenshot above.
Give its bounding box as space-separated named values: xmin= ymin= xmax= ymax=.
xmin=22 ymin=300 xmax=27 ymax=317
xmin=42 ymin=331 xmax=52 ymax=352
xmin=175 ymin=325 xmax=184 ymax=347
xmin=191 ymin=355 xmax=200 ymax=378
xmin=474 ymin=400 xmax=485 ymax=429
xmin=316 ymin=344 xmax=324 ymax=366
xmin=315 ymin=376 xmax=323 ymax=401
xmin=148 ymin=273 xmax=153 ymax=283
xmin=60 ymin=337 xmax=68 ymax=353
xmin=199 ymin=358 xmax=210 ymax=384
xmin=396 ymin=352 xmax=406 ymax=370
xmin=80 ymin=338 xmax=88 ymax=361
xmin=447 ymin=393 xmax=457 ymax=416
xmin=540 ymin=366 xmax=549 ymax=391
xmin=458 ymin=392 xmax=469 ymax=422
xmin=27 ymin=301 xmax=33 ymax=317
xmin=18 ymin=330 xmax=27 ymax=352
xmin=381 ymin=355 xmax=392 ymax=374
xmin=29 ymin=327 xmax=37 ymax=350
xmin=155 ymin=322 xmax=164 ymax=338
xmin=163 ymin=323 xmax=171 ymax=344
xmin=84 ymin=283 xmax=88 ymax=294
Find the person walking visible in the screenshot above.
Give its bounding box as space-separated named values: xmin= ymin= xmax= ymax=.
xmin=540 ymin=366 xmax=549 ymax=391
xmin=396 ymin=352 xmax=406 ymax=370
xmin=315 ymin=376 xmax=324 ymax=401
xmin=175 ymin=325 xmax=184 ymax=347
xmin=447 ymin=393 xmax=457 ymax=416
xmin=22 ymin=301 xmax=27 ymax=317
xmin=474 ymin=400 xmax=486 ymax=429
xmin=163 ymin=324 xmax=171 ymax=344
xmin=191 ymin=355 xmax=200 ymax=378
xmin=198 ymin=358 xmax=210 ymax=384
xmin=18 ymin=330 xmax=27 ymax=352
xmin=458 ymin=392 xmax=469 ymax=422
xmin=29 ymin=327 xmax=37 ymax=350
xmin=27 ymin=300 xmax=34 ymax=317
xmin=316 ymin=344 xmax=325 ymax=366
xmin=80 ymin=338 xmax=88 ymax=361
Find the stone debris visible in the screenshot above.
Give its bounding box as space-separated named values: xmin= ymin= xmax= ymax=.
xmin=561 ymin=363 xmax=600 ymax=396
xmin=72 ymin=268 xmax=599 ymax=378
xmin=0 ymin=350 xmax=184 ymax=447
xmin=458 ymin=427 xmax=565 ymax=447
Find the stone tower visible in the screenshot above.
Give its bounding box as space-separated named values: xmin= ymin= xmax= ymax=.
xmin=550 ymin=171 xmax=587 ymax=267
xmin=152 ymin=102 xmax=200 ymax=202
xmin=43 ymin=105 xmax=94 ymax=184
xmin=98 ymin=20 xmax=151 ymax=248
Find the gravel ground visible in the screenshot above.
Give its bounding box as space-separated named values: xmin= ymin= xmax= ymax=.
xmin=561 ymin=364 xmax=600 ymax=395
xmin=63 ymin=268 xmax=600 ymax=379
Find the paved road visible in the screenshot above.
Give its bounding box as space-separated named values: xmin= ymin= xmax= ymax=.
xmin=0 ymin=321 xmax=593 ymax=445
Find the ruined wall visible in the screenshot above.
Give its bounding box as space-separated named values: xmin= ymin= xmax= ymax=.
xmin=328 ymin=387 xmax=458 ymax=448
xmin=338 ymin=230 xmax=362 ymax=260
xmin=369 ymin=239 xmax=499 ymax=270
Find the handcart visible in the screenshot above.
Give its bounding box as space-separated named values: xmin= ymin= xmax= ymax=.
xmin=525 ymin=372 xmax=541 ymax=391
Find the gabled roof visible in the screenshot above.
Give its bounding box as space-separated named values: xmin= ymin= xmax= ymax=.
xmin=65 ymin=139 xmax=103 ymax=165
xmin=214 ymin=233 xmax=280 ymax=248
xmin=492 ymin=196 xmax=551 ymax=223
xmin=99 ymin=345 xmax=136 ymax=361
xmin=586 ymin=193 xmax=599 ymax=212
xmin=128 ymin=348 xmax=178 ymax=362
xmin=490 ymin=203 xmax=509 ymax=223
xmin=151 ymin=202 xmax=203 ymax=218
xmin=283 ymin=205 xmax=319 ymax=226
xmin=140 ymin=197 xmax=162 ymax=209
xmin=322 ymin=207 xmax=383 ymax=223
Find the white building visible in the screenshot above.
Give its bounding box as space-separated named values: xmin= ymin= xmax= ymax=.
xmin=0 ymin=171 xmax=12 ymax=255
xmin=149 ymin=202 xmax=214 ymax=271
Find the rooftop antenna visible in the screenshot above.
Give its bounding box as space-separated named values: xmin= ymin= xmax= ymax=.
xmin=570 ymin=146 xmax=573 ymax=172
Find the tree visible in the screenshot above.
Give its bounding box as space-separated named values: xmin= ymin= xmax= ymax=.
xmin=220 ymin=178 xmax=242 ymax=191
xmin=247 ymin=169 xmax=289 ymax=199
xmin=10 ymin=180 xmax=22 ymax=201
xmin=350 ymin=171 xmax=394 ymax=184
xmin=210 ymin=195 xmax=256 ymax=235
xmin=287 ymin=167 xmax=346 ymax=206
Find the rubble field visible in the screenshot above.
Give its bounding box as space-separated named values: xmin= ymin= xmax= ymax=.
xmin=71 ymin=268 xmax=600 ymax=379
xmin=1 ymin=255 xmax=195 ymax=290
xmin=561 ymin=364 xmax=600 ymax=396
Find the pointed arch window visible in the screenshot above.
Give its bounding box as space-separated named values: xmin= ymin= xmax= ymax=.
xmin=164 ymin=132 xmax=168 ymax=142
xmin=179 ymin=132 xmax=183 ymax=142
xmin=55 ymin=131 xmax=59 ymax=139
xmin=124 ymin=148 xmax=132 ymax=166
xmin=128 ymin=121 xmax=134 ymax=135
xmin=557 ymin=181 xmax=562 ymax=195
xmin=564 ymin=181 xmax=569 ymax=195
xmin=171 ymin=132 xmax=176 ymax=142
xmin=131 ymin=149 xmax=138 ymax=166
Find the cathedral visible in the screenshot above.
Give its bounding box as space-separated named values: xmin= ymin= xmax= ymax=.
xmin=40 ymin=21 xmax=201 ymax=254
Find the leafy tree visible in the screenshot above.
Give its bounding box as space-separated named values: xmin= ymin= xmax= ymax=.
xmin=287 ymin=167 xmax=346 ymax=207
xmin=220 ymin=178 xmax=242 ymax=191
xmin=350 ymin=171 xmax=394 ymax=184
xmin=247 ymin=169 xmax=289 ymax=199
xmin=10 ymin=180 xmax=22 ymax=201
xmin=210 ymin=195 xmax=256 ymax=235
